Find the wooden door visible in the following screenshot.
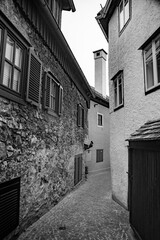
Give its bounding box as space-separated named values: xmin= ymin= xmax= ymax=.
xmin=129 ymin=141 xmax=160 ymax=240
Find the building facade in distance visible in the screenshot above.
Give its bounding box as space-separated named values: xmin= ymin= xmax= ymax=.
xmin=86 ymin=49 xmax=110 ymax=174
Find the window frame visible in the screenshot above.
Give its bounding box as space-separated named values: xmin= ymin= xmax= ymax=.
xmin=97 ymin=113 xmax=103 ymax=127
xmin=0 ymin=13 xmax=30 ymax=104
xmin=96 ymin=149 xmax=103 ymax=163
xmin=112 ymin=71 xmax=124 ymax=111
xmin=77 ymin=104 xmax=85 ymax=128
xmin=118 ymin=0 xmax=131 ymax=34
xmin=44 ymin=72 xmax=63 ymax=117
xmin=144 ymin=34 xmax=160 ymax=94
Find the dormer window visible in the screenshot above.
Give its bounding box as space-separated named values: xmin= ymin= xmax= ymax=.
xmin=119 ymin=0 xmax=131 ymax=33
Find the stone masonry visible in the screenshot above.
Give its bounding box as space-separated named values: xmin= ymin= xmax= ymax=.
xmin=0 ymin=0 xmax=88 ymax=238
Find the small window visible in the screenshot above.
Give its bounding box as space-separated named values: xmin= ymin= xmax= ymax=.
xmin=113 ymin=71 xmax=124 ymax=109
xmin=44 ymin=72 xmax=63 ymax=116
xmin=97 ymin=113 xmax=103 ymax=126
xmin=144 ymin=34 xmax=160 ymax=92
xmin=77 ymin=104 xmax=85 ymax=128
xmin=96 ymin=149 xmax=103 ymax=162
xmin=119 ymin=0 xmax=131 ymax=32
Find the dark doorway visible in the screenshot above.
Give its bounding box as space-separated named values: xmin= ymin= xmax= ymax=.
xmin=129 ymin=141 xmax=160 ymax=240
xmin=74 ymin=154 xmax=83 ymax=185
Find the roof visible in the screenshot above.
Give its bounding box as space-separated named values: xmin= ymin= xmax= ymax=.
xmin=91 ymin=87 xmax=109 ymax=108
xmin=128 ymin=119 xmax=160 ymax=141
xmin=63 ymin=0 xmax=76 ymax=12
xmin=15 ymin=0 xmax=93 ymax=108
xmin=96 ymin=0 xmax=119 ymax=41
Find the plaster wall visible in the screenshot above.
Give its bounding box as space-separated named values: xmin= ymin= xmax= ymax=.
xmin=86 ymin=100 xmax=110 ymax=173
xmin=109 ymin=0 xmax=160 ymax=207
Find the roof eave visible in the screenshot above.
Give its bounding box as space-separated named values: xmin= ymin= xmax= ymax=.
xmin=34 ymin=0 xmax=93 ymax=107
xmin=63 ymin=0 xmax=76 ymax=12
xmin=96 ymin=0 xmax=119 ymax=41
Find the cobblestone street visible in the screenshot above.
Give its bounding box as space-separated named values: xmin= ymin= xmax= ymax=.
xmin=17 ymin=170 xmax=134 ymax=240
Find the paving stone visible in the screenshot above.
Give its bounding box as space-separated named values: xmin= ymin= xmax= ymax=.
xmin=17 ymin=170 xmax=136 ymax=240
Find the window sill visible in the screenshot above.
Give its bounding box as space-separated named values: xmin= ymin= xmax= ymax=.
xmin=114 ymin=104 xmax=124 ymax=112
xmin=145 ymin=84 xmax=160 ymax=95
xmin=47 ymin=108 xmax=59 ymax=117
xmin=0 ymin=88 xmax=25 ymax=105
xmin=119 ymin=18 xmax=131 ymax=37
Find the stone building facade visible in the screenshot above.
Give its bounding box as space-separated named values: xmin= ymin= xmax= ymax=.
xmin=0 ymin=0 xmax=93 ymax=239
xmin=96 ymin=0 xmax=160 ymax=208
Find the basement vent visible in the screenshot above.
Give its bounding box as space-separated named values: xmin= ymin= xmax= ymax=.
xmin=0 ymin=177 xmax=20 ymax=239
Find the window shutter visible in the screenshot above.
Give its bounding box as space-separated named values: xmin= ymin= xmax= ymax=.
xmin=82 ymin=108 xmax=85 ymax=128
xmin=44 ymin=74 xmax=51 ymax=109
xmin=77 ymin=104 xmax=80 ymax=126
xmin=26 ymin=49 xmax=42 ymax=106
xmin=58 ymin=85 xmax=63 ymax=115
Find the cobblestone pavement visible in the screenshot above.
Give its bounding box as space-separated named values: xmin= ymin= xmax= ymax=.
xmin=18 ymin=170 xmax=135 ymax=240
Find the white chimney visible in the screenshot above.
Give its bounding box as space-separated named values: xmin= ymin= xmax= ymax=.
xmin=93 ymin=49 xmax=107 ymax=97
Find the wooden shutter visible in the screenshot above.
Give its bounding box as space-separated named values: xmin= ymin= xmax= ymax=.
xmin=44 ymin=74 xmax=51 ymax=109
xmin=82 ymin=108 xmax=85 ymax=128
xmin=26 ymin=49 xmax=42 ymax=106
xmin=0 ymin=178 xmax=20 ymax=239
xmin=77 ymin=104 xmax=81 ymax=126
xmin=58 ymin=85 xmax=63 ymax=115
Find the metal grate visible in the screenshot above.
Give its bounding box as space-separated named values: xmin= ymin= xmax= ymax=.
xmin=0 ymin=177 xmax=20 ymax=239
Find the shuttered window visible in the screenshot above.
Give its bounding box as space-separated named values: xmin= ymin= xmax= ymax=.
xmin=77 ymin=104 xmax=85 ymax=128
xmin=44 ymin=72 xmax=63 ymax=116
xmin=96 ymin=149 xmax=103 ymax=162
xmin=26 ymin=49 xmax=42 ymax=106
xmin=0 ymin=16 xmax=28 ymax=104
xmin=0 ymin=177 xmax=20 ymax=239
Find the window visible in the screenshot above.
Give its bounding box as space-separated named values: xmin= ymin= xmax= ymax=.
xmin=119 ymin=0 xmax=130 ymax=32
xmin=44 ymin=72 xmax=63 ymax=116
xmin=0 ymin=15 xmax=42 ymax=106
xmin=0 ymin=20 xmax=27 ymax=103
xmin=113 ymin=71 xmax=124 ymax=109
xmin=96 ymin=149 xmax=103 ymax=162
xmin=77 ymin=104 xmax=85 ymax=128
xmin=144 ymin=34 xmax=160 ymax=92
xmin=97 ymin=113 xmax=103 ymax=126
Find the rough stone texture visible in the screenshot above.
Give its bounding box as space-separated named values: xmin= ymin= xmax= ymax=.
xmin=109 ymin=0 xmax=160 ymax=206
xmin=17 ymin=171 xmax=136 ymax=240
xmin=0 ymin=0 xmax=88 ymax=238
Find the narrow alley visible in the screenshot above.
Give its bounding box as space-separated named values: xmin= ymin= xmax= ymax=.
xmin=17 ymin=171 xmax=134 ymax=240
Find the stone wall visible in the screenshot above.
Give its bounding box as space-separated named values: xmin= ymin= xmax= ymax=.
xmin=0 ymin=0 xmax=88 ymax=237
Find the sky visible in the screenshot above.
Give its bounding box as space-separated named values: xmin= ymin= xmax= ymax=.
xmin=62 ymin=0 xmax=109 ymax=95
